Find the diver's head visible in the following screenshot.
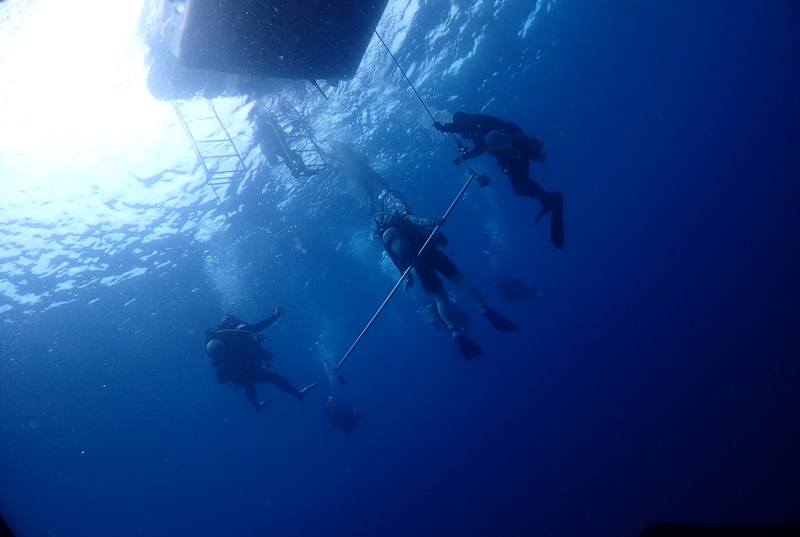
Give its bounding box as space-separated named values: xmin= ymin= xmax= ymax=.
xmin=219 ymin=314 xmax=241 ymax=330
xmin=453 ymin=111 xmax=469 ymax=124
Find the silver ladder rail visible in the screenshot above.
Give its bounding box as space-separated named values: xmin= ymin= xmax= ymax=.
xmin=173 ymin=100 xmax=247 ymax=186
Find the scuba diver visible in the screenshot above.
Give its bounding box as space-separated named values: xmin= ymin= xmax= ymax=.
xmin=249 ymin=107 xmax=319 ymax=178
xmin=374 ymin=190 xmax=519 ymax=359
xmin=322 ymin=396 xmax=364 ymax=435
xmin=434 ymin=111 xmax=564 ymax=249
xmin=205 ymin=307 xmax=320 ymax=412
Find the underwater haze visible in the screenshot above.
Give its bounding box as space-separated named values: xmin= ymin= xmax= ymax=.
xmin=2 ymin=0 xmax=800 ymax=536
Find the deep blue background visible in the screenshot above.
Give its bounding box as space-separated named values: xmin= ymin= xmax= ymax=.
xmin=2 ymin=2 xmax=799 ymax=536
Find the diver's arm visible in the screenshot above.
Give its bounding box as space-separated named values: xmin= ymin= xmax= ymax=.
xmin=434 ymin=121 xmax=463 ymax=134
xmin=436 ymin=117 xmax=485 ymax=162
xmin=248 ymin=307 xmax=284 ymax=332
xmin=405 ymin=215 xmax=447 ymax=247
xmin=405 ymin=215 xmax=444 ymax=228
xmin=455 ymin=118 xmax=488 ymax=162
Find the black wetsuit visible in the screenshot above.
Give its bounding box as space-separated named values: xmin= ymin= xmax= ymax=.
xmin=381 ymin=213 xmax=456 ymax=294
xmin=208 ymin=312 xmax=302 ymax=410
xmin=438 ymin=112 xmax=564 ymax=249
xmin=438 ymin=113 xmax=546 ymax=197
xmin=253 ymin=116 xmax=313 ymax=177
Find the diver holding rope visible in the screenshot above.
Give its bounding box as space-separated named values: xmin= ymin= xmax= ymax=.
xmin=434 ymin=112 xmax=564 ymax=249
xmin=373 ymin=190 xmax=519 ymax=359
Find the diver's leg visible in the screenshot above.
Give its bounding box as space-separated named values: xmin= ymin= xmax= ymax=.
xmin=444 ymin=266 xmax=486 ymax=308
xmin=503 ymin=157 xmax=560 ymax=211
xmin=506 ymin=162 xmax=547 ymax=199
xmin=432 ymin=288 xmax=484 ymax=359
xmin=419 ymin=256 xmax=483 ymax=358
xmin=255 ymin=369 xmax=319 ymax=402
xmin=254 ymin=369 xmax=301 ymax=398
xmin=504 ymin=159 xmax=564 ymax=249
xmin=290 ymin=152 xmax=309 ymax=174
xmin=502 ymin=157 xmax=538 ymax=197
xmin=431 ymin=288 xmax=461 ymax=330
xmin=243 ymin=383 xmax=263 ymax=412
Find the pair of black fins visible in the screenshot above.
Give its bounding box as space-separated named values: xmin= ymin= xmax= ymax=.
xmin=550 ymin=192 xmax=564 ymax=250
xmin=454 ymin=307 xmax=519 ymax=359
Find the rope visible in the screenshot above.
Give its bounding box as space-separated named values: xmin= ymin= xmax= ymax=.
xmin=367 ymin=20 xmax=481 ymax=175
xmin=369 ymin=28 xmax=436 ymax=123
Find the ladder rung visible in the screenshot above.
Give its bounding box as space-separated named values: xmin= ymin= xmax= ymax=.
xmin=201 ymin=153 xmax=241 ymax=159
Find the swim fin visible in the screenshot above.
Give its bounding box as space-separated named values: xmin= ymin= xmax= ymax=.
xmin=452 ymin=329 xmax=484 ymax=359
xmin=480 ymin=307 xmax=520 ymax=333
xmin=257 ymin=399 xmax=273 ymax=413
xmin=298 ymin=381 xmax=321 ymax=401
xmin=549 ymin=191 xmax=564 ymax=249
xmin=534 ymin=191 xmax=564 ymax=249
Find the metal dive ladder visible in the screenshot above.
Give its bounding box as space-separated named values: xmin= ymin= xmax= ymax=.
xmin=280 ymin=118 xmax=328 ymax=176
xmin=172 ymin=100 xmax=247 ymax=186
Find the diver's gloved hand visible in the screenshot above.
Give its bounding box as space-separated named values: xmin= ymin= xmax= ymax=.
xmin=274 ymin=306 xmax=284 ymax=317
xmin=452 ymin=156 xmax=463 ymax=166
xmin=404 ymin=275 xmax=414 ymax=292
xmin=433 ymin=121 xmax=444 ymax=131
xmin=432 ymin=218 xmax=446 ymax=227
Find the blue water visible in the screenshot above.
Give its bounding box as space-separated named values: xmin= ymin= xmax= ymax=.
xmin=2 ymin=1 xmax=799 ymax=536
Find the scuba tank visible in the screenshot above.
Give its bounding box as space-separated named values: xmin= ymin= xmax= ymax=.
xmin=485 ymin=130 xmax=518 ymax=155
xmin=205 ymin=327 xmax=266 ymax=383
xmin=381 ymin=227 xmax=414 ymax=267
xmin=373 ymin=190 xmax=448 ymax=272
xmin=205 ymin=331 xmax=233 ymax=383
xmin=485 ymin=130 xmax=546 ymax=162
